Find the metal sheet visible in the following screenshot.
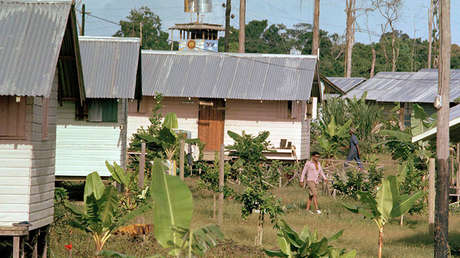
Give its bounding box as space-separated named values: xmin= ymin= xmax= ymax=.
xmin=184 ymin=0 xmax=212 ymax=13
xmin=0 ymin=1 xmax=72 ymax=97
xmin=327 ymin=77 xmax=366 ymax=93
xmin=79 ymin=36 xmax=141 ymax=99
xmin=141 ymin=51 xmax=317 ymax=101
xmin=346 ymin=71 xmax=460 ymax=103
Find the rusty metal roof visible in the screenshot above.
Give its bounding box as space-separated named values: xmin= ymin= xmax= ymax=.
xmin=326 ymin=77 xmax=366 ymax=93
xmin=169 ymin=22 xmax=225 ymax=31
xmin=141 ymin=51 xmax=318 ymax=101
xmin=0 ymin=0 xmax=73 ymax=97
xmin=346 ymin=71 xmax=460 ymax=103
xmin=79 ymin=36 xmax=141 ymax=99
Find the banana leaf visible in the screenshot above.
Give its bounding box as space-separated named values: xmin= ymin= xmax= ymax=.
xmin=84 ymin=171 xmax=105 ymax=203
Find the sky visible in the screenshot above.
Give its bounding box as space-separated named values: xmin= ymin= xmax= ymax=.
xmin=80 ymin=0 xmax=460 ymax=45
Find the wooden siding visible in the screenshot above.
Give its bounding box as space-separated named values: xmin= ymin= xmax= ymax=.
xmin=224 ymin=99 xmax=309 ymax=159
xmin=56 ymin=100 xmax=125 ymax=177
xmin=127 ymin=97 xmax=199 ymax=141
xmin=127 ymin=97 xmax=310 ymax=160
xmin=28 ymin=74 xmax=59 ymax=230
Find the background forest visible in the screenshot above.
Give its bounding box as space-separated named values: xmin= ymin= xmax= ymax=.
xmin=113 ymin=7 xmax=460 ymax=78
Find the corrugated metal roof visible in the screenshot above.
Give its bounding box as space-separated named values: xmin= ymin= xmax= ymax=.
xmin=346 ymin=71 xmax=460 ymax=103
xmin=326 ymin=77 xmax=366 ymax=93
xmin=0 ymin=0 xmax=72 ymax=97
xmin=79 ymin=36 xmax=141 ymax=99
xmin=412 ymin=104 xmax=460 ymax=142
xmin=345 ymin=72 xmax=415 ymax=101
xmin=141 ymin=51 xmax=318 ymax=101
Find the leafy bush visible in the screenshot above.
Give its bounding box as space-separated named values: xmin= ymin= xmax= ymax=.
xmin=265 ymin=220 xmax=356 ymax=258
xmin=332 ymin=163 xmax=383 ymax=199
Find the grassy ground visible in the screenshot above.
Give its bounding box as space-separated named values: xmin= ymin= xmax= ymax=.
xmin=49 ymin=177 xmax=460 ymax=258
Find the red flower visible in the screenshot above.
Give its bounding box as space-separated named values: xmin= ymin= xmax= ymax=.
xmin=64 ymin=244 xmax=72 ymax=251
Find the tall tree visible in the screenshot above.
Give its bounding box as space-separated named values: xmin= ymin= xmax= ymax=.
xmin=344 ymin=0 xmax=356 ymax=77
xmin=224 ymin=0 xmax=232 ymax=52
xmin=114 ymin=7 xmax=169 ymax=50
xmin=311 ymin=0 xmax=320 ymax=56
xmin=373 ymin=0 xmax=402 ymax=72
xmin=427 ymin=0 xmax=434 ymax=68
xmin=239 ymin=0 xmax=246 ymax=53
xmin=435 ymin=0 xmax=450 ymax=256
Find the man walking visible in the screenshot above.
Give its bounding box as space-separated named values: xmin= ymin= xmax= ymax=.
xmin=345 ymin=128 xmax=363 ymax=170
xmin=300 ymin=151 xmax=327 ymax=214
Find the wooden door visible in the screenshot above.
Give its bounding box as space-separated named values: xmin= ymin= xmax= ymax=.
xmin=198 ymin=99 xmax=225 ymax=151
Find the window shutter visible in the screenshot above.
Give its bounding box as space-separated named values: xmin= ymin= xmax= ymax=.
xmin=88 ymin=101 xmax=103 ymax=122
xmin=101 ymin=100 xmax=118 ymax=122
xmin=0 ymin=96 xmax=26 ymax=139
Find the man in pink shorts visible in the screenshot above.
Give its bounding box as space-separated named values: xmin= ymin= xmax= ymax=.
xmin=299 ymin=151 xmax=327 ymax=214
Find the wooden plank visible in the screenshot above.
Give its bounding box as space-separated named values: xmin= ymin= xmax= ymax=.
xmin=138 ymin=142 xmax=145 ymax=188
xmin=179 ymin=139 xmax=185 ymax=180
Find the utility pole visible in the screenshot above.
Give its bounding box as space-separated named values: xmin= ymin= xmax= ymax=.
xmin=311 ymin=0 xmax=320 ymax=56
xmin=81 ymin=4 xmax=86 ymax=36
xmin=344 ymin=0 xmax=356 ymax=78
xmin=428 ymin=0 xmax=434 ymax=68
xmin=238 ymin=0 xmax=246 ymax=53
xmin=434 ymin=0 xmax=450 ymax=257
xmin=224 ymin=0 xmax=232 ymax=52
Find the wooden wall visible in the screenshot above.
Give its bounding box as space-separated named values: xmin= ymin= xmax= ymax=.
xmin=0 ymin=73 xmax=58 ymax=230
xmin=55 ymin=100 xmax=125 ymax=177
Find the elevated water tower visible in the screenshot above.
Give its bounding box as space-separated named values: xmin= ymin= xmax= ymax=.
xmin=169 ymin=0 xmax=224 ymax=52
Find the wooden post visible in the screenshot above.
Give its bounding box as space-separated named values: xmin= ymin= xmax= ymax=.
xmin=138 ymin=142 xmax=146 ymax=188
xmin=428 ymin=0 xmax=434 ymax=69
xmin=81 ymin=4 xmax=86 ymax=36
xmin=311 ymin=0 xmax=320 ymax=56
xmin=238 ymin=0 xmax=246 ymax=53
xmin=217 ymin=144 xmax=224 ymax=225
xmin=429 ymin=158 xmax=435 ymax=234
xmin=435 ymin=0 xmax=451 ymax=255
xmin=224 ymin=0 xmax=232 ymax=52
xmin=13 ymin=236 xmax=20 ymax=258
xmin=180 ymin=139 xmax=185 ymax=180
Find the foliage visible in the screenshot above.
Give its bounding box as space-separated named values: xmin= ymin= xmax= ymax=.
xmin=343 ymin=175 xmax=424 ymax=258
xmin=66 ymin=172 xmax=150 ymax=254
xmin=226 ymin=131 xmax=283 ymax=245
xmin=105 ymin=161 xmax=149 ymax=212
xmin=114 ymin=7 xmax=170 ymax=50
xmin=332 ymin=163 xmax=384 ymax=199
xmin=264 ymin=220 xmax=356 ymax=258
xmin=150 ymin=158 xmax=224 ymax=256
xmin=54 ymin=187 xmax=70 ymax=226
xmin=396 ymin=159 xmax=427 ymax=214
xmin=198 ymin=154 xmax=234 ymax=198
xmin=317 ymin=117 xmax=352 ymax=158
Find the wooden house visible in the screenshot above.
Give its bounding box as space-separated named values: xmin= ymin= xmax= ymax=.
xmin=128 ymin=51 xmax=340 ymax=160
xmin=412 ymin=104 xmax=460 ymax=143
xmin=326 ymin=77 xmax=366 ymax=94
xmin=0 ymin=0 xmax=84 ymax=250
xmin=56 ymin=36 xmax=141 ymax=177
xmin=345 ymin=70 xmax=460 ymax=130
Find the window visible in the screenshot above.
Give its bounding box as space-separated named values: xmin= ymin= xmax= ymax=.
xmin=0 ymin=96 xmax=26 ymax=139
xmin=88 ymin=99 xmax=118 ymax=122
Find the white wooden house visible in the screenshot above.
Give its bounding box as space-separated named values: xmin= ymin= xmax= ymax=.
xmin=56 ymin=36 xmax=141 ymax=177
xmin=128 ymin=51 xmax=339 ymax=160
xmin=0 ymin=0 xmax=84 ymax=244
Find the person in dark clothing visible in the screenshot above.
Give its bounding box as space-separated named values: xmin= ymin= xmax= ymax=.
xmin=345 ymin=129 xmax=363 ymax=170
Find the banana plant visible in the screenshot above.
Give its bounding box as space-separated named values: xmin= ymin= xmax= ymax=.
xmin=343 ymin=176 xmax=424 ymax=258
xmin=67 ymin=172 xmax=150 ymax=255
xmin=150 ymin=158 xmax=224 ymax=256
xmin=264 ymin=220 xmax=356 ymax=258
xmin=318 ymin=117 xmax=352 ymax=158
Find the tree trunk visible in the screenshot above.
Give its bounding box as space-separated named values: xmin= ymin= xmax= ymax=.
xmin=224 ymin=0 xmax=232 ymax=52
xmin=344 ymin=0 xmax=355 ymax=78
xmin=370 ymin=47 xmax=376 ymax=78
xmin=378 ymin=228 xmax=384 ymax=258
xmin=311 ymin=0 xmax=320 ymax=56
xmin=391 ymin=31 xmax=397 ymax=72
xmin=428 ymin=0 xmax=434 ymax=69
xmin=435 ymin=0 xmax=451 ymax=256
xmin=400 ymin=215 xmax=404 ymax=227
xmin=255 ymin=212 xmax=264 ymax=246
xmin=238 ymin=0 xmax=246 ymax=53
